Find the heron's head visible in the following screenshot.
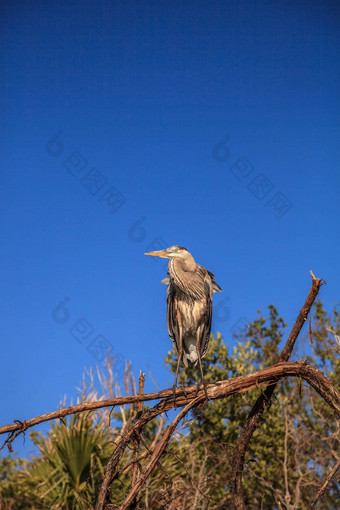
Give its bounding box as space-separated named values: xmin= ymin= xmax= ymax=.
xmin=144 ymin=245 xmax=189 ymax=259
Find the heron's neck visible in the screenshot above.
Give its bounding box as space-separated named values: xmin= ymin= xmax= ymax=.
xmin=174 ymin=253 xmax=196 ymax=272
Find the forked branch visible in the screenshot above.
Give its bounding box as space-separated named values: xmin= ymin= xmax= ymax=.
xmin=94 ymin=362 xmax=339 ymax=509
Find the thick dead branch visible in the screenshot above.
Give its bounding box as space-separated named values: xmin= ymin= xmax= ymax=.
xmin=1 ymin=362 xmax=338 ymax=454
xmin=0 ymin=363 xmax=336 ymax=441
xmin=231 ymin=271 xmax=325 ymax=510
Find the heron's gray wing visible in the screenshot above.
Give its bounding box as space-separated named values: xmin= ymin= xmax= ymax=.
xmin=200 ymin=274 xmax=213 ymax=359
xmin=166 ymin=281 xmax=178 ymax=345
xmin=207 ymin=270 xmax=222 ymax=293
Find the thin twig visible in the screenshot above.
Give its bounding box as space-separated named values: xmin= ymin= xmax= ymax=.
xmin=283 ymin=408 xmax=291 ymax=507
xmin=307 ymin=458 xmax=340 ymax=510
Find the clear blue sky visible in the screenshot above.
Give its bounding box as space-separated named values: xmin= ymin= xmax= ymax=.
xmin=1 ymin=0 xmax=339 ymax=457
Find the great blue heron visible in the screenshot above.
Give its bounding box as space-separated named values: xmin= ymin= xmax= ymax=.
xmin=145 ymin=245 xmax=222 ymax=400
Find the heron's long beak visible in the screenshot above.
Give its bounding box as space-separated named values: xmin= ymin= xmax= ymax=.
xmin=144 ymin=250 xmax=170 ymax=258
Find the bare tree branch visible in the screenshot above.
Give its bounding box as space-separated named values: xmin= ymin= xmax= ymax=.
xmin=118 ymin=397 xmax=201 ymax=510
xmin=1 ymin=359 xmax=337 ymax=452
xmin=231 ymin=271 xmax=325 ymax=510
xmin=307 ymin=457 xmax=340 ymax=510
xmin=130 ymin=371 xmax=145 ymax=507
xmin=283 ymin=407 xmax=292 ymax=509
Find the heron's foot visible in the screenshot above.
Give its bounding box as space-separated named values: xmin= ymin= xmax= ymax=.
xmin=202 ymin=379 xmax=209 ymax=401
xmin=172 ymin=384 xmax=188 ymax=407
xmin=195 ymin=380 xmax=209 ymax=401
xmin=181 ymin=385 xmax=188 ymax=399
xmin=172 ymin=384 xmax=178 ymax=408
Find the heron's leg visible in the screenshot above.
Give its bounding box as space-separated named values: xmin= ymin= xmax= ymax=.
xmin=173 ymin=312 xmax=183 ymax=405
xmin=196 ymin=328 xmax=209 ymax=401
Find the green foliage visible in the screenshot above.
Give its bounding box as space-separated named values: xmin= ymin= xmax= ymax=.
xmin=0 ymin=454 xmax=40 ymax=509
xmin=0 ymin=413 xmax=112 ymax=509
